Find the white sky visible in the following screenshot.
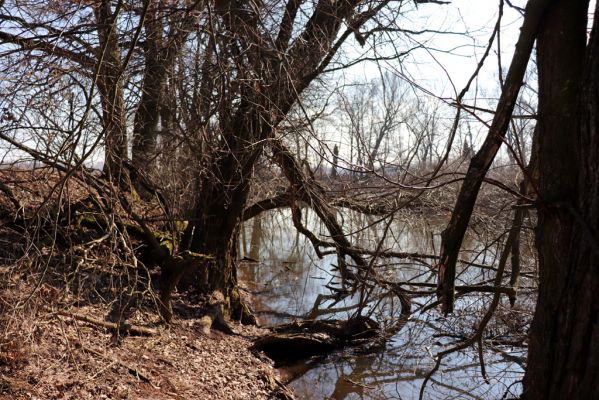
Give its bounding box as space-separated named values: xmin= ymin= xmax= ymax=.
xmin=310 ymin=0 xmax=534 ymax=166
xmin=349 ymin=0 xmax=528 ymax=100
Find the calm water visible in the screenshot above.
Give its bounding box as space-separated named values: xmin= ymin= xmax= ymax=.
xmin=239 ymin=209 xmax=530 ymax=400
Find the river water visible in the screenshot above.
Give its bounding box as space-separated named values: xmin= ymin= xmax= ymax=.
xmin=239 ymin=209 xmax=531 ymax=400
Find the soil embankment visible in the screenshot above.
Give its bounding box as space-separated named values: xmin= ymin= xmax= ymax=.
xmin=0 ymin=168 xmax=292 ymax=399
xmin=0 ymin=302 xmax=291 ymax=399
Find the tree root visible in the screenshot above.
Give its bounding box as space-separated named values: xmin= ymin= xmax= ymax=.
xmin=53 ymin=310 xmax=157 ymax=336
xmin=198 ymin=291 xmax=234 ymax=335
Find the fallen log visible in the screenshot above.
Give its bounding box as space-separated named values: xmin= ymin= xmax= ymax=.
xmin=253 ymin=332 xmax=337 ymax=365
xmin=54 ymin=310 xmax=157 ymax=336
xmin=252 ymin=316 xmax=380 ymax=366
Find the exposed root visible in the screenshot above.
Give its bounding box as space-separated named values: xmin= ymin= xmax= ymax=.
xmin=52 ymin=309 xmax=158 ymax=336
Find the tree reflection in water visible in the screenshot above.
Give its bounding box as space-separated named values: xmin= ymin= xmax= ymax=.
xmin=239 ymin=209 xmax=533 ymax=399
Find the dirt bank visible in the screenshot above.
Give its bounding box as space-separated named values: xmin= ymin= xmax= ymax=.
xmin=0 ymin=302 xmax=291 ymax=399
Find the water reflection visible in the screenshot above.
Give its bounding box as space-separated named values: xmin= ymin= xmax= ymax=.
xmin=239 ymin=209 xmax=528 ymax=400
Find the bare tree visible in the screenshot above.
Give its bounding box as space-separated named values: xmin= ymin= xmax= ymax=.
xmin=337 ymin=74 xmax=407 ymax=173
xmin=429 ymin=0 xmax=598 ymax=398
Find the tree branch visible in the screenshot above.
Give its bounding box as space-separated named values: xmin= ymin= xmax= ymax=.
xmin=437 ymin=0 xmax=551 ymax=314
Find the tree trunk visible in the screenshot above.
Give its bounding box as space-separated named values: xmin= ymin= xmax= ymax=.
xmin=436 ymin=0 xmax=551 ymax=313
xmin=131 ymin=1 xmax=198 ymax=183
xmin=94 ymin=0 xmax=128 ymax=181
xmin=131 ymin=0 xmax=163 ymax=182
xmin=522 ymin=1 xmax=599 ymax=398
xmin=177 ymin=107 xmax=266 ymax=300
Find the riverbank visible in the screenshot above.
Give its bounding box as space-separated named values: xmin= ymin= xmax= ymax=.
xmin=0 ymin=298 xmax=292 ymax=399
xmin=0 ymin=166 xmax=528 ymax=399
xmin=0 ymin=168 xmax=293 ymax=399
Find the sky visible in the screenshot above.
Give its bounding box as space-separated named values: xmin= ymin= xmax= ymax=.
xmin=1 ymin=0 xmax=589 ymax=168
xmin=312 ymin=0 xmax=533 ymax=166
xmin=349 ymin=0 xmax=528 ymax=100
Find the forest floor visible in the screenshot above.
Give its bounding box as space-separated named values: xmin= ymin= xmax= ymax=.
xmin=0 ymin=300 xmax=289 ymax=400
xmin=0 ymin=168 xmax=292 ymax=400
xmin=0 ymin=303 xmax=291 ymax=400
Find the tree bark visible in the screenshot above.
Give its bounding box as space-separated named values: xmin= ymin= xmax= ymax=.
xmin=523 ymin=1 xmax=599 ymax=398
xmin=131 ymin=1 xmax=199 ymax=184
xmin=436 ymin=0 xmax=551 ymax=313
xmin=94 ymin=0 xmax=128 ymax=181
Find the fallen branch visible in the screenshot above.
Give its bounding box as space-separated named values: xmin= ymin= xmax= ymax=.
xmin=271 ymin=140 xmax=367 ymax=282
xmin=54 ymin=310 xmax=157 ymax=336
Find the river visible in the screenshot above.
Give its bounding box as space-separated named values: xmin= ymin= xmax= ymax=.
xmin=239 ymin=209 xmax=532 ymax=400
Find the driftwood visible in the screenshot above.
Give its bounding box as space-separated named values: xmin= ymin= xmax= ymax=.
xmin=252 ymin=317 xmax=380 ymax=365
xmin=55 ymin=310 xmax=157 ymax=336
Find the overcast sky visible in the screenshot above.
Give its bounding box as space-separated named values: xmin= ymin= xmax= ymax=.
xmin=314 ymin=0 xmax=533 ymax=165
xmin=340 ymin=0 xmax=528 ymax=102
